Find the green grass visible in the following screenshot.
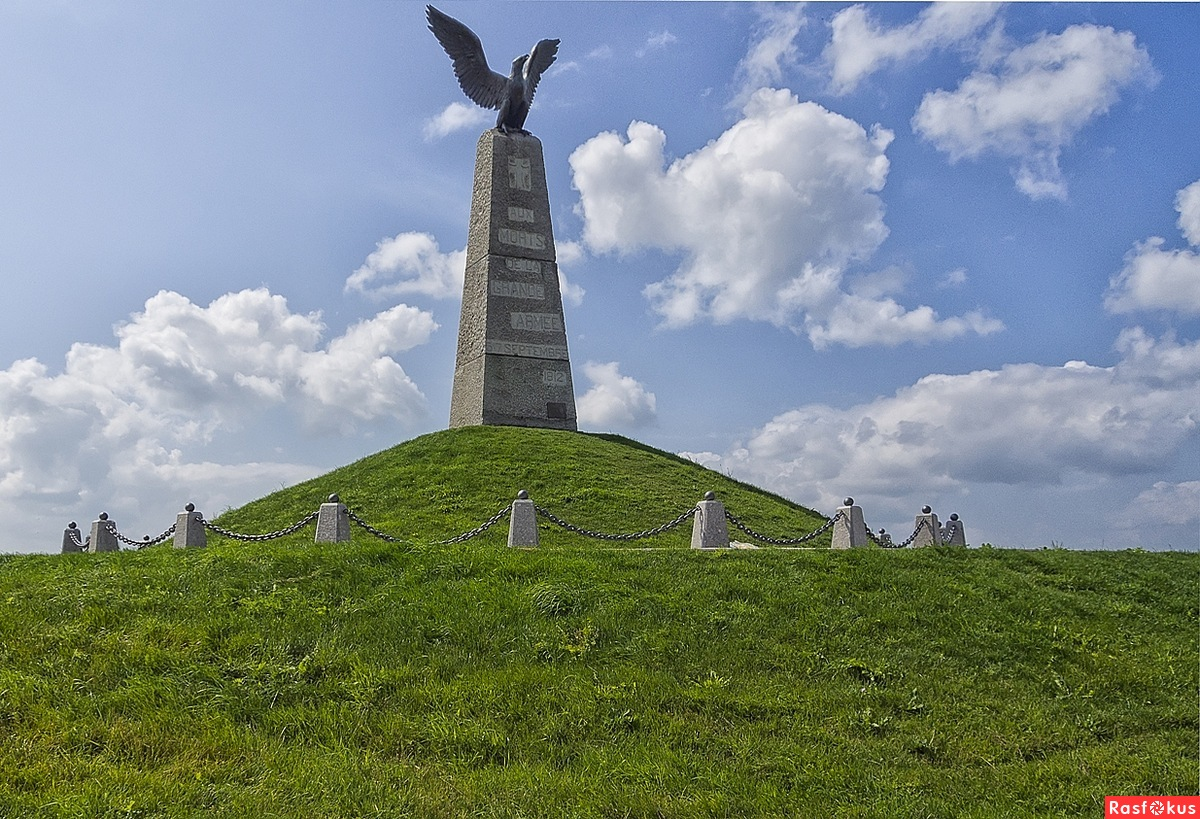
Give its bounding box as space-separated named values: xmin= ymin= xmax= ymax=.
xmin=213 ymin=427 xmax=829 ymax=548
xmin=1 ymin=428 xmax=1196 ymax=817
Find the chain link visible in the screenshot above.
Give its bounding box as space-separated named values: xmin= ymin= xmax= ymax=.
xmin=345 ymin=503 xmax=512 ymax=545
xmin=103 ymin=520 xmax=176 ymax=549
xmin=723 ymin=510 xmax=843 ymax=546
xmin=434 ymin=504 xmax=512 ymax=544
xmin=865 ymin=518 xmax=928 ymax=549
xmin=200 ymin=511 xmax=319 ymax=542
xmin=534 ymin=504 xmax=697 ymax=541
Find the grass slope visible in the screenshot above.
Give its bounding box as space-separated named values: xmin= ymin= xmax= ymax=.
xmin=214 ymin=427 xmax=830 ymax=549
xmin=0 ymin=429 xmax=1196 ymax=817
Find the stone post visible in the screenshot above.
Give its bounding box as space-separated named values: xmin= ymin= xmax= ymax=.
xmin=911 ymin=506 xmax=942 ymax=548
xmin=315 ymin=494 xmax=351 ymax=543
xmin=449 ymin=130 xmax=577 ymax=430
xmin=89 ymin=513 xmax=119 ymax=553
xmin=173 ymin=503 xmax=207 ymax=549
xmin=508 ymin=490 xmax=539 ymax=548
xmin=61 ymin=522 xmax=86 ymax=553
xmin=941 ymin=513 xmax=967 ymax=547
xmin=691 ymin=492 xmax=730 ymax=549
xmin=831 ymin=498 xmax=869 ymax=549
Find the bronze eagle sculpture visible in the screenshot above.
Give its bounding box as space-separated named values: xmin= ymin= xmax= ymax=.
xmin=425 ymin=5 xmax=560 ymax=135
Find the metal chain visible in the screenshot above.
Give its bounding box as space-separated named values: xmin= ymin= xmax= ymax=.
xmin=345 ymin=507 xmax=409 ymax=544
xmin=434 ymin=504 xmax=512 ymax=544
xmin=723 ymin=510 xmax=843 ymax=546
xmin=66 ymin=530 xmax=87 ymax=550
xmin=346 ymin=503 xmax=512 ymax=545
xmin=200 ymin=511 xmax=319 ymax=542
xmin=103 ymin=520 xmax=176 ymax=549
xmin=866 ymin=517 xmax=929 ymax=549
xmin=534 ymin=504 xmax=697 ymax=542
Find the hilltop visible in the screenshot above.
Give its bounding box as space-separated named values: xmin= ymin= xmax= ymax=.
xmin=0 ymin=427 xmax=1195 ymax=817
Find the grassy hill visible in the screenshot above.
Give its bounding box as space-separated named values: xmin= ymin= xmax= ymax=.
xmin=213 ymin=426 xmax=830 ymax=548
xmin=0 ymin=428 xmax=1196 ymax=817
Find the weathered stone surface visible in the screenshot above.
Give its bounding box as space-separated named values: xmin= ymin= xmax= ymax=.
xmin=315 ymin=499 xmax=351 ymax=543
xmin=941 ymin=513 xmax=967 ymax=546
xmin=173 ymin=505 xmax=207 ymax=549
xmin=912 ymin=508 xmax=942 ymax=548
xmin=691 ymin=496 xmax=730 ymax=549
xmin=89 ymin=514 xmax=119 ymax=553
xmin=831 ymin=500 xmax=868 ymax=549
xmin=508 ymin=496 xmax=539 ymax=547
xmin=450 ymin=130 xmax=577 ymax=430
xmin=61 ymin=522 xmax=85 ymax=553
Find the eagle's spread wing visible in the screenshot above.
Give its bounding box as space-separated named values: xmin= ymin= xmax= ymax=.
xmin=523 ymin=38 xmax=560 ymax=101
xmin=426 ymin=5 xmax=508 ymax=111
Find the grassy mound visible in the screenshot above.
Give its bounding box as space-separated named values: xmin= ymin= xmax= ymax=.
xmin=213 ymin=426 xmax=830 ymax=548
xmin=0 ymin=428 xmax=1195 ymax=817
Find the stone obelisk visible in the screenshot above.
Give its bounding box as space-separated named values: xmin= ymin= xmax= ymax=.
xmin=449 ymin=130 xmax=577 ymax=430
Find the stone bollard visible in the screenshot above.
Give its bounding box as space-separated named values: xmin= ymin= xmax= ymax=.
xmin=61 ymin=522 xmax=86 ymax=553
xmin=508 ymin=490 xmax=539 ymax=548
xmin=941 ymin=513 xmax=967 ymax=547
xmin=89 ymin=513 xmax=119 ymax=553
xmin=831 ymin=497 xmax=869 ymax=549
xmin=173 ymin=503 xmax=207 ymax=549
xmin=911 ymin=506 xmax=942 ymax=548
xmin=691 ymin=491 xmax=730 ymax=549
xmin=315 ymin=494 xmax=351 ymax=543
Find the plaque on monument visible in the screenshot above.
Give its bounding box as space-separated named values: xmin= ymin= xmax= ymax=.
xmin=449 ymin=131 xmax=577 ymax=429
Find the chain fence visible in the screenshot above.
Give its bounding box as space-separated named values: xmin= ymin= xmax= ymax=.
xmin=62 ymin=493 xmax=965 ymax=554
xmin=534 ymin=504 xmax=697 ymax=542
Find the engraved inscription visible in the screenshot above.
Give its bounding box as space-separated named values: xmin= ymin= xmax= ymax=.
xmin=542 ymin=370 xmax=569 ymax=387
xmin=507 ymin=206 xmax=535 ymax=223
xmin=491 ymin=280 xmax=545 ymax=300
xmin=504 ymin=257 xmax=542 ymax=275
xmin=498 ymin=228 xmax=546 ymax=251
xmin=485 ymin=340 xmax=569 ymax=360
xmin=511 ymin=312 xmax=562 ymax=332
xmin=507 ymin=157 xmax=532 ymax=191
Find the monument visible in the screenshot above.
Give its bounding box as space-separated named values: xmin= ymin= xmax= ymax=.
xmin=427 ymin=5 xmax=577 ymax=430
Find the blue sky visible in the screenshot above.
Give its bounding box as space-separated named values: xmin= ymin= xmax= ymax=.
xmin=1 ymin=1 xmax=1197 ymax=553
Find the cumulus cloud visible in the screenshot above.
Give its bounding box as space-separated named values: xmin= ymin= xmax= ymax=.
xmin=697 ymin=330 xmax=1199 ymax=522
xmin=825 ymin=2 xmax=1001 ymax=94
xmin=555 ymin=239 xmax=587 ymax=307
xmin=0 ymin=289 xmax=436 ymax=550
xmin=912 ymin=24 xmax=1155 ymax=200
xmin=1106 ymin=179 xmax=1200 ymax=316
xmin=1177 ymin=180 xmax=1200 ymax=246
xmin=576 ymin=361 xmax=657 ymax=430
xmin=423 ymin=102 xmax=491 ymax=141
xmin=570 ymin=88 xmax=1000 ymax=347
xmin=346 ymin=232 xmax=465 ymax=301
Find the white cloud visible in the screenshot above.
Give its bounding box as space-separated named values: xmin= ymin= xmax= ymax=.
xmin=423 ymin=102 xmax=490 ymax=141
xmin=555 ymin=239 xmax=587 ymax=307
xmin=576 ymin=361 xmax=657 ymax=431
xmin=0 ymin=289 xmax=436 ymax=550
xmin=637 ymin=30 xmax=677 ymax=58
xmin=912 ymin=24 xmax=1155 ymax=200
xmin=1117 ymin=480 xmax=1200 ymax=528
xmin=1177 ymin=180 xmax=1200 ymax=246
xmin=699 ymin=329 xmax=1199 ymax=529
xmin=1106 ymin=179 xmax=1200 ymax=316
xmin=825 ymin=2 xmax=1001 ymax=94
xmin=345 ymin=232 xmax=466 ymax=301
xmin=734 ymin=5 xmax=807 ymax=102
xmin=570 ymin=88 xmax=1000 ymax=348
